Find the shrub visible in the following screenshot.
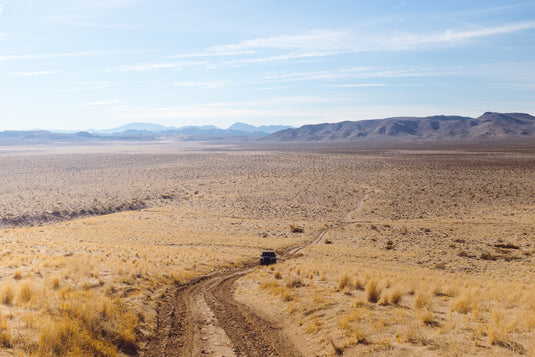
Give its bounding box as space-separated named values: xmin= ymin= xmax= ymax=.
xmin=1 ymin=284 xmax=14 ymax=305
xmin=413 ymin=292 xmax=432 ymax=310
xmin=449 ymin=292 xmax=472 ymax=314
xmin=419 ymin=309 xmax=436 ymax=326
xmin=365 ymin=280 xmax=381 ymax=303
xmin=290 ymin=225 xmax=304 ymax=233
xmin=286 ymin=276 xmax=303 ymax=289
xmin=388 ymin=287 xmax=403 ymax=305
xmin=338 ymin=274 xmax=352 ymax=291
xmin=18 ymin=281 xmax=33 ymax=304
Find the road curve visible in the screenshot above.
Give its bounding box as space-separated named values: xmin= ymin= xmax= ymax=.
xmin=142 ymin=195 xmax=367 ymax=356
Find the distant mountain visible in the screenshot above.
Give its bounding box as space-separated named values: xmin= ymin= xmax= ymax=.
xmin=0 ymin=121 xmax=293 ymax=145
xmin=227 ymin=122 xmax=294 ymax=134
xmin=3 ymin=114 xmax=533 ymax=145
xmin=89 ymin=122 xmax=293 ymax=136
xmin=263 ymin=112 xmax=535 ymax=142
xmin=92 ymin=122 xmax=171 ymax=134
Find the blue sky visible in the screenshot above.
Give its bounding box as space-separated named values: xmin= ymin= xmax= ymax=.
xmin=1 ymin=0 xmax=534 ymax=130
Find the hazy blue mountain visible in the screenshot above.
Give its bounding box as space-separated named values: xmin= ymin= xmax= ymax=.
xmin=88 ymin=122 xmax=292 ymax=136
xmin=227 ymin=122 xmax=294 ymax=134
xmin=90 ymin=122 xmax=172 ymax=134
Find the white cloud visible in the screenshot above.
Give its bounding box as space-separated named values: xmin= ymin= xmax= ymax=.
xmin=390 ymin=2 xmax=407 ymax=10
xmin=74 ymin=0 xmax=138 ymax=10
xmin=56 ymin=81 xmax=110 ymax=92
xmin=329 ymin=84 xmax=386 ymax=87
xmin=262 ymin=67 xmax=445 ymax=82
xmin=14 ymin=71 xmax=58 ymax=76
xmin=117 ymin=61 xmax=205 ymax=72
xmin=173 ymin=81 xmax=230 ymax=89
xmin=0 ymin=51 xmax=134 ymax=61
xmin=165 ymin=50 xmax=256 ymax=59
xmin=211 ymin=29 xmax=353 ymax=53
xmin=208 ymin=21 xmax=535 ymax=60
xmin=85 ymin=100 xmax=121 ymax=106
xmin=392 ymin=21 xmax=535 ymax=48
xmin=103 ymin=100 xmax=479 ymax=128
xmin=224 ymin=51 xmax=350 ymax=66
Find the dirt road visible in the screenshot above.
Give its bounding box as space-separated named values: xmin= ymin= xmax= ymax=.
xmin=143 ymin=197 xmax=367 ymax=357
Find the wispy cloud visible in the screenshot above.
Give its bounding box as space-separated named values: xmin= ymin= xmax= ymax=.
xmin=391 ymin=2 xmax=407 ymax=10
xmin=110 ymin=22 xmax=535 ymax=74
xmin=103 ymin=99 xmax=466 ymax=127
xmin=262 ymin=66 xmax=445 ymax=82
xmin=224 ymin=51 xmax=350 ymax=66
xmin=57 ymin=81 xmax=110 ymax=92
xmin=392 ymin=21 xmax=535 ymax=48
xmin=173 ymin=81 xmax=230 ymax=89
xmin=85 ymin=100 xmax=121 ymax=106
xmin=117 ymin=61 xmax=205 ymax=72
xmin=74 ymin=0 xmax=138 ymax=11
xmin=165 ymin=50 xmax=255 ymax=59
xmin=465 ymin=2 xmax=535 ymax=14
xmin=212 ymin=29 xmax=352 ymax=53
xmin=0 ymin=51 xmax=134 ymax=61
xmin=208 ymin=21 xmax=535 ymax=60
xmin=329 ymin=83 xmax=386 ymax=87
xmin=48 ymin=14 xmax=140 ymax=29
xmin=14 ymin=71 xmax=59 ymax=76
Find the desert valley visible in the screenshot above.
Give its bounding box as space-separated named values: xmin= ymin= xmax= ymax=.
xmin=0 ymin=137 xmax=533 ymax=356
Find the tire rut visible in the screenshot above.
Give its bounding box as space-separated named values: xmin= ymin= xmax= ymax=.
xmin=142 ymin=195 xmax=368 ymax=357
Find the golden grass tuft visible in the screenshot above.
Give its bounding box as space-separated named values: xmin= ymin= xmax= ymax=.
xmin=418 ymin=308 xmax=436 ymax=326
xmin=413 ymin=291 xmax=433 ymax=310
xmin=1 ymin=283 xmax=15 ymax=305
xmin=365 ymin=279 xmax=381 ymax=303
xmin=286 ymin=275 xmax=303 ymax=289
xmin=338 ymin=273 xmax=352 ymax=291
xmin=18 ymin=281 xmax=33 ymax=304
xmin=449 ymin=291 xmax=473 ymax=314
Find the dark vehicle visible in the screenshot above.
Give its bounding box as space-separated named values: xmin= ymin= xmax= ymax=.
xmin=260 ymin=251 xmax=277 ymax=265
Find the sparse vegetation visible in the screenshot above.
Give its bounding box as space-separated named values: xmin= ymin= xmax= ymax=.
xmin=236 ymin=149 xmax=535 ymax=356
xmin=1 ymin=146 xmax=535 ymax=356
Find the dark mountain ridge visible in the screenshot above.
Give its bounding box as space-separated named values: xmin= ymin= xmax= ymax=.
xmin=263 ymin=112 xmax=535 ymax=142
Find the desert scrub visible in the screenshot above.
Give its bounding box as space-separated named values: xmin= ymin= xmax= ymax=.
xmin=379 ymin=286 xmax=403 ymax=306
xmin=43 ymin=290 xmax=138 ymax=355
xmin=365 ymin=279 xmax=381 ymax=303
xmin=413 ymin=291 xmax=432 ymax=310
xmin=1 ymin=283 xmax=15 ymax=305
xmin=338 ymin=273 xmax=352 ymax=291
xmin=18 ymin=281 xmax=34 ymax=304
xmin=449 ymin=291 xmax=473 ymax=314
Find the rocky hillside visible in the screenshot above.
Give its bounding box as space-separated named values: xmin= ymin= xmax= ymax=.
xmin=263 ymin=112 xmax=535 ymax=142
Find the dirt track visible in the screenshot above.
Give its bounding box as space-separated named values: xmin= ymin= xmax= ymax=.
xmin=143 ymin=197 xmax=367 ymax=357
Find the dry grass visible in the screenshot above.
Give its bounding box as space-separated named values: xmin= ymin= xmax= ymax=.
xmin=236 ymin=148 xmax=535 ymax=356
xmin=1 ymin=146 xmax=535 ymax=356
xmin=365 ymin=279 xmax=381 ymax=303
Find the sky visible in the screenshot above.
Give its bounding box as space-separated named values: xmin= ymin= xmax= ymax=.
xmin=0 ymin=0 xmax=534 ymax=130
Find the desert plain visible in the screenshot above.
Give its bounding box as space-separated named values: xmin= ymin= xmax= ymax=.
xmin=0 ymin=142 xmax=533 ymax=356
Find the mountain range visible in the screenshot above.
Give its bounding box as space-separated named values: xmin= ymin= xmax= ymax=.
xmin=263 ymin=112 xmax=535 ymax=142
xmin=1 ymin=113 xmax=534 ymax=145
xmin=88 ymin=122 xmax=292 ymax=136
